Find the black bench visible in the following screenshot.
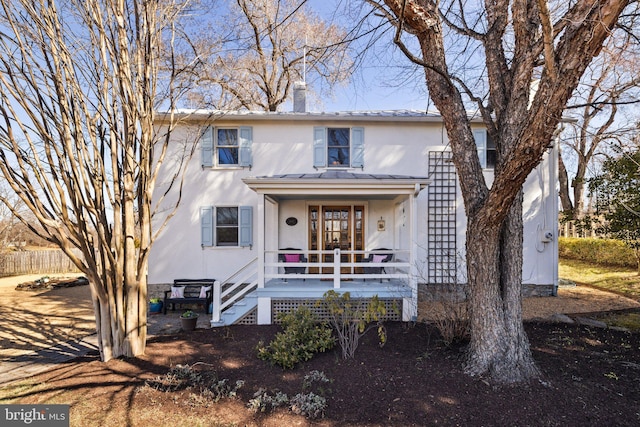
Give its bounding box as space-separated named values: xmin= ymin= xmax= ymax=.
xmin=163 ymin=279 xmax=215 ymax=314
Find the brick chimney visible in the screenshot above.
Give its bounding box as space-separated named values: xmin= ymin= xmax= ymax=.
xmin=293 ymin=81 xmax=306 ymax=113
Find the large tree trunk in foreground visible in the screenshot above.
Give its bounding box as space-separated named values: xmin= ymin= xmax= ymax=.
xmin=375 ymin=0 xmax=632 ymax=383
xmin=496 ymin=192 xmax=540 ymax=381
xmin=464 ymin=219 xmax=507 ymax=377
xmin=463 ymin=192 xmax=538 ymax=381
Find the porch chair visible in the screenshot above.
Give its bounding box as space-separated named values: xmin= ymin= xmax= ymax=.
xmin=278 ymin=248 xmax=307 ymax=281
xmin=362 ymin=248 xmax=393 ymax=282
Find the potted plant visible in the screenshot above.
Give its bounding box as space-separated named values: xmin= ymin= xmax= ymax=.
xmin=180 ymin=310 xmax=199 ymax=331
xmin=149 ymin=298 xmax=163 ymax=314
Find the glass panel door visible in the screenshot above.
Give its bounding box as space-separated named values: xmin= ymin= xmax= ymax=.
xmin=308 ymin=206 xmax=364 ymax=275
xmin=309 ymin=206 xmax=319 ymax=274
xmin=323 ymin=207 xmax=350 ymax=274
xmin=354 ymin=206 xmax=364 ymax=273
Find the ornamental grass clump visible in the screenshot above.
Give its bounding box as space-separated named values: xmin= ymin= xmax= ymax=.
xmin=256 ymin=306 xmax=335 ymax=369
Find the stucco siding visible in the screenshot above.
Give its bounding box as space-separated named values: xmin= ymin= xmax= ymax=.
xmin=150 ymin=113 xmax=557 ymax=292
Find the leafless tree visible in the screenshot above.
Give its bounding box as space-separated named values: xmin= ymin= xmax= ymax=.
xmin=0 ymin=0 xmax=197 ymax=361
xmin=0 ymin=185 xmax=25 ymax=251
xmin=559 ymin=27 xmax=640 ymax=220
xmin=184 ymin=0 xmax=354 ymax=111
xmin=366 ymin=0 xmax=635 ymax=383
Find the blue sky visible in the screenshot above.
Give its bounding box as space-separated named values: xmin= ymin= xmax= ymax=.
xmin=317 ymin=77 xmax=431 ymax=112
xmin=301 ymin=0 xmax=432 ymax=112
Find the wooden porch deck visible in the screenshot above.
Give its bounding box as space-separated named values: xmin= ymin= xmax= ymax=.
xmin=257 ymin=278 xmax=412 ymax=299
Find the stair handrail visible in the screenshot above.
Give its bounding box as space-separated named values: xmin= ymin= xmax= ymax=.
xmin=212 ymin=257 xmax=258 ymax=323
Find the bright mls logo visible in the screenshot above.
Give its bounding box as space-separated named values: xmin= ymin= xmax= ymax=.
xmin=1 ymin=405 xmax=69 ymax=426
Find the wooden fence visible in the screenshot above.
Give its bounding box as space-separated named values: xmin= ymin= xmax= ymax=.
xmin=559 ymin=220 xmax=605 ymax=239
xmin=0 ymin=249 xmax=82 ymax=277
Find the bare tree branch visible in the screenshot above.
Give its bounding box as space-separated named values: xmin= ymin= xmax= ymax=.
xmin=0 ymin=0 xmax=198 ymax=361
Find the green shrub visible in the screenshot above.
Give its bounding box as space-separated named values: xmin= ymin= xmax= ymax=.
xmin=320 ymin=290 xmax=389 ymax=359
xmin=145 ymin=363 xmax=244 ymax=404
xmin=247 ymin=371 xmax=331 ymax=419
xmin=290 ymin=392 xmax=327 ymax=419
xmin=247 ymin=388 xmax=289 ymax=413
xmin=256 ymin=306 xmax=335 ymax=369
xmin=559 ymin=237 xmax=637 ymax=268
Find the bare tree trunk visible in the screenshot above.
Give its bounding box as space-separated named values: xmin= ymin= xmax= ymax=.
xmin=373 ymin=0 xmax=631 ymax=384
xmin=573 ymin=161 xmax=587 ymax=216
xmin=558 ymin=149 xmax=574 ymax=215
xmin=464 ymin=220 xmax=507 ymax=377
xmin=464 ymin=192 xmax=540 ymax=382
xmin=0 ymin=0 xmax=196 ymax=361
xmin=498 ymin=192 xmax=540 ymax=381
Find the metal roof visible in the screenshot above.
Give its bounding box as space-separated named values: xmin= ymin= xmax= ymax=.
xmin=259 ymin=171 xmax=430 ymax=180
xmin=243 ymin=171 xmax=431 ymax=199
xmin=156 ymin=109 xmax=485 ymax=124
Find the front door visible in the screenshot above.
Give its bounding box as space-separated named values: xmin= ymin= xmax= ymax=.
xmin=308 ymin=205 xmax=364 ymax=274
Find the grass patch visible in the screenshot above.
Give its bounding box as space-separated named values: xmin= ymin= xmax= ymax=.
xmin=594 ymin=312 xmax=640 ymax=330
xmin=559 ymin=237 xmax=637 ymax=269
xmin=559 ymin=258 xmax=640 ymax=302
xmin=0 ymin=381 xmax=44 ymax=403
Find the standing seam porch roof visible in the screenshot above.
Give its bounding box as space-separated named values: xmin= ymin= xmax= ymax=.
xmin=243 ymin=171 xmax=431 ymax=197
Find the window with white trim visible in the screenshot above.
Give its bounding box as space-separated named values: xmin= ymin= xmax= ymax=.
xmin=313 ymin=127 xmax=364 ymax=168
xmin=201 ymin=206 xmax=252 ymax=247
xmin=473 ymin=129 xmax=496 ymax=169
xmin=201 ymin=126 xmax=253 ymax=168
xmin=327 ymin=128 xmax=350 ymax=166
xmin=216 ymin=129 xmax=239 ymax=165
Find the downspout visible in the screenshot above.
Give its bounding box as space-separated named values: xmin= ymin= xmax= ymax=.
xmin=551 ymin=134 xmax=560 ymax=296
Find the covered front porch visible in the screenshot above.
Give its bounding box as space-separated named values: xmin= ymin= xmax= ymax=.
xmin=213 ymin=171 xmax=430 ymax=325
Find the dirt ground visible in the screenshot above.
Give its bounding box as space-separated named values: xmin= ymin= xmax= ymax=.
xmin=1 ymin=274 xmax=640 ymax=364
xmin=2 ymin=275 xmax=640 ymax=426
xmin=0 ymin=274 xmax=94 ymax=362
xmin=2 ymin=321 xmax=639 ymax=426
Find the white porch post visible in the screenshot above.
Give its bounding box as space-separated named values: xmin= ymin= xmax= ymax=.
xmin=407 ymin=191 xmax=419 ymax=321
xmin=211 ymin=280 xmax=222 ymax=323
xmin=333 ymin=248 xmax=341 ymax=288
xmin=257 ymin=194 xmax=265 ymax=289
xmin=257 ymin=297 xmax=271 ymax=324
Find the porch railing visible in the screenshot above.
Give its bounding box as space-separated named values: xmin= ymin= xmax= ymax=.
xmin=264 ymin=248 xmax=411 ymax=288
xmin=211 ymin=257 xmax=258 ymax=323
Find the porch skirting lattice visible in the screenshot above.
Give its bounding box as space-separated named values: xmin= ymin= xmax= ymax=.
xmin=271 ymin=298 xmax=402 ymax=324
xmin=235 ymin=307 xmax=258 ymax=325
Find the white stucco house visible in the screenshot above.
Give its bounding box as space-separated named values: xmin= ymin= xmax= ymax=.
xmin=149 ymin=90 xmax=559 ymax=327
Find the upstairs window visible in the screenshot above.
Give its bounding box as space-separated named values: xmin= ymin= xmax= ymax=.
xmin=201 ymin=126 xmax=253 ymax=168
xmin=313 ymin=127 xmax=364 ymax=168
xmin=216 ymin=129 xmax=239 ymax=165
xmin=473 ymin=129 xmax=496 ymax=169
xmin=327 ymin=128 xmax=350 ymax=166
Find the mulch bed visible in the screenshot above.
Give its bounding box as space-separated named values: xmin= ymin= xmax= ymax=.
xmin=14 ymin=276 xmax=88 ymax=291
xmin=5 ymin=320 xmax=640 ymax=426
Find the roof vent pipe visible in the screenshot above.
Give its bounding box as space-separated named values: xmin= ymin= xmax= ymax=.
xmin=293 ymin=81 xmax=306 ymax=113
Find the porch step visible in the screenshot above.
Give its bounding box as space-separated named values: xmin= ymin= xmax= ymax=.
xmin=211 ymin=293 xmax=258 ymax=327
